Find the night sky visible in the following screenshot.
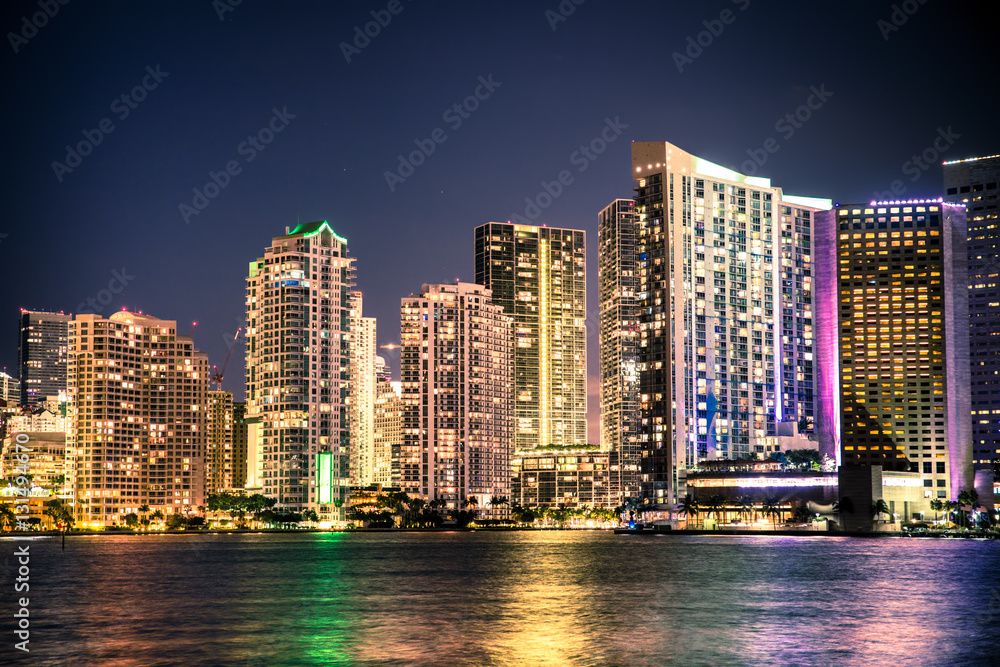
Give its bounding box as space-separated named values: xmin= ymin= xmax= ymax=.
xmin=3 ymin=0 xmax=997 ymax=443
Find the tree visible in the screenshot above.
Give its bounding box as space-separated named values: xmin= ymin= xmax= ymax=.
xmin=451 ymin=509 xmax=479 ymax=528
xmin=736 ymin=495 xmax=755 ymax=524
xmin=43 ymin=499 xmax=75 ymax=549
xmin=0 ymin=505 xmax=17 ymax=531
xmin=929 ymin=498 xmax=943 ymax=523
xmin=123 ymin=512 xmax=140 ymax=529
xmin=870 ymin=499 xmax=890 ymax=524
xmin=303 ymin=509 xmax=319 ymax=524
xmin=761 ymin=496 xmax=781 ymax=529
xmin=676 ymin=494 xmax=700 ymax=528
xmin=705 ymin=494 xmax=726 ymax=525
xmin=166 ymin=513 xmax=186 ymax=530
xmin=833 ymin=497 xmax=854 ymax=530
xmin=139 ymin=503 xmax=151 ymax=530
xmin=463 ymin=496 xmax=479 ymax=510
xmin=151 ymin=509 xmax=164 ymax=528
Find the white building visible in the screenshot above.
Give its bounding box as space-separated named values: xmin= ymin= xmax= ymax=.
xmin=632 ymin=141 xmax=831 ymax=504
xmin=246 ymin=221 xmax=353 ymax=523
xmin=348 ymin=291 xmax=377 ymax=487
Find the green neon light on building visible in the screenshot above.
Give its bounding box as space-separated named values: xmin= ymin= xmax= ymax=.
xmin=317 ymin=452 xmax=333 ymax=504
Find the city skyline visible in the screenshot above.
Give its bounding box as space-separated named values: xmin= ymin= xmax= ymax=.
xmin=3 ymin=2 xmax=999 ymax=447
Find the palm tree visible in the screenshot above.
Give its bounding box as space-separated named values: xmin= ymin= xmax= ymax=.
xmin=139 ymin=503 xmax=151 ymax=530
xmin=870 ymin=499 xmax=890 ymax=525
xmin=736 ymin=495 xmax=754 ymax=525
xmin=151 ymin=509 xmax=164 ymax=528
xmin=463 ymin=496 xmax=479 ymax=510
xmin=0 ymin=505 xmax=16 ymax=532
xmin=705 ymin=494 xmax=726 ymax=525
xmin=929 ymin=498 xmax=943 ymax=523
xmin=760 ymin=496 xmax=781 ymax=529
xmin=43 ymin=499 xmax=75 ymax=550
xmin=676 ymin=494 xmax=700 ymax=528
xmin=833 ymin=496 xmax=854 ymax=531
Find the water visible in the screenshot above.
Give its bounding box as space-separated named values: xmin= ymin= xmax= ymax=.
xmin=3 ymin=532 xmax=999 ymax=666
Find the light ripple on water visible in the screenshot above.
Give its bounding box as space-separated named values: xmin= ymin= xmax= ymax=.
xmin=3 ymin=532 xmax=998 ymax=666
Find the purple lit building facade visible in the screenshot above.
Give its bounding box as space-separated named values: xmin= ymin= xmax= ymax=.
xmin=943 ymin=156 xmax=1000 ymax=504
xmin=815 ymin=200 xmax=972 ymax=501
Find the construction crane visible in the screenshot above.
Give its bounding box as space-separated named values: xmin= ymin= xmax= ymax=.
xmin=211 ymin=328 xmax=242 ymax=390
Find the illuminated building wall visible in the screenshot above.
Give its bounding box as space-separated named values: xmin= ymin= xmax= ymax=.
xmin=246 ymin=221 xmax=353 ymax=522
xmin=631 ymin=141 xmax=829 ymax=505
xmin=816 ymin=200 xmax=972 ymax=500
xmin=18 ymin=310 xmax=71 ymax=408
xmin=474 ymin=222 xmax=587 ymax=450
xmin=373 ymin=379 xmax=403 ymax=488
xmin=66 ymin=311 xmax=209 ymax=526
xmin=348 ymin=291 xmax=377 ymax=487
xmin=206 ymin=392 xmax=248 ymax=494
xmin=399 ymin=282 xmax=512 ymax=513
xmin=943 ymin=156 xmax=1000 ymax=498
xmin=510 ymin=448 xmax=613 ymax=508
xmin=598 ymin=199 xmax=641 ymax=500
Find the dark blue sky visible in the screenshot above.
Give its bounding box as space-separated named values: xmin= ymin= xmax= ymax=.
xmin=3 ymin=0 xmax=997 ymax=442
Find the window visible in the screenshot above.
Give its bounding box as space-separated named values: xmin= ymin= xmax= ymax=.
xmin=936 ymin=462 xmax=945 ymax=474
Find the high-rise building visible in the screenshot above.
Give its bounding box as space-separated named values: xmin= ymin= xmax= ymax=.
xmin=375 ymin=355 xmax=391 ymax=383
xmin=474 ymin=222 xmax=587 ymax=450
xmin=18 ymin=310 xmax=71 ymax=408
xmin=66 ymin=311 xmax=209 ymax=526
xmin=232 ymin=401 xmax=248 ymax=490
xmin=943 ymin=155 xmax=1000 ymax=502
xmin=400 ymin=282 xmax=513 ymax=512
xmin=815 ymin=199 xmax=972 ymax=500
xmin=598 ymin=199 xmax=641 ymax=501
xmin=373 ymin=378 xmax=403 ymax=488
xmin=246 ymin=221 xmax=353 ymax=523
xmin=0 ymin=371 xmax=19 ymax=406
xmin=348 ymin=291 xmax=377 ymax=487
xmin=207 ymin=391 xmax=241 ymax=494
xmin=631 ymin=141 xmax=830 ymax=505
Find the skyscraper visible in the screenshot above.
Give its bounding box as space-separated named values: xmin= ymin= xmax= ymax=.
xmin=66 ymin=311 xmax=209 ymax=526
xmin=373 ymin=378 xmax=403 ymax=488
xmin=348 ymin=291 xmax=377 ymax=487
xmin=598 ymin=199 xmax=641 ymax=500
xmin=474 ymin=222 xmax=587 ymax=450
xmin=943 ymin=155 xmax=1000 ymax=503
xmin=18 ymin=310 xmax=71 ymax=407
xmin=207 ymin=391 xmax=244 ymax=494
xmin=246 ymin=221 xmax=353 ymax=522
xmin=815 ymin=199 xmax=972 ymax=500
xmin=400 ymin=282 xmax=513 ymax=511
xmin=632 ymin=141 xmax=830 ymax=505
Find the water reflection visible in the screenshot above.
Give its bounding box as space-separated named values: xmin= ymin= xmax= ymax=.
xmin=10 ymin=532 xmax=999 ymax=666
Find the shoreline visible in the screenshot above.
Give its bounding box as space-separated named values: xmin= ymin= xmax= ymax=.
xmin=3 ymin=527 xmax=997 ymax=539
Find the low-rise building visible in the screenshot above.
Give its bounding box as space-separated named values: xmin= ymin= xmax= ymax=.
xmin=511 ymin=448 xmax=613 ymax=508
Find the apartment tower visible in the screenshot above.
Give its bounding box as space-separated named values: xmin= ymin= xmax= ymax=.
xmin=598 ymin=199 xmax=642 ymax=500
xmin=246 ymin=221 xmax=353 ymax=522
xmin=18 ymin=310 xmax=71 ymax=407
xmin=399 ymin=282 xmax=513 ymax=512
xmin=474 ymin=222 xmax=587 ymax=450
xmin=348 ymin=291 xmax=377 ymax=487
xmin=632 ymin=141 xmax=830 ymax=505
xmin=66 ymin=311 xmax=209 ymax=526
